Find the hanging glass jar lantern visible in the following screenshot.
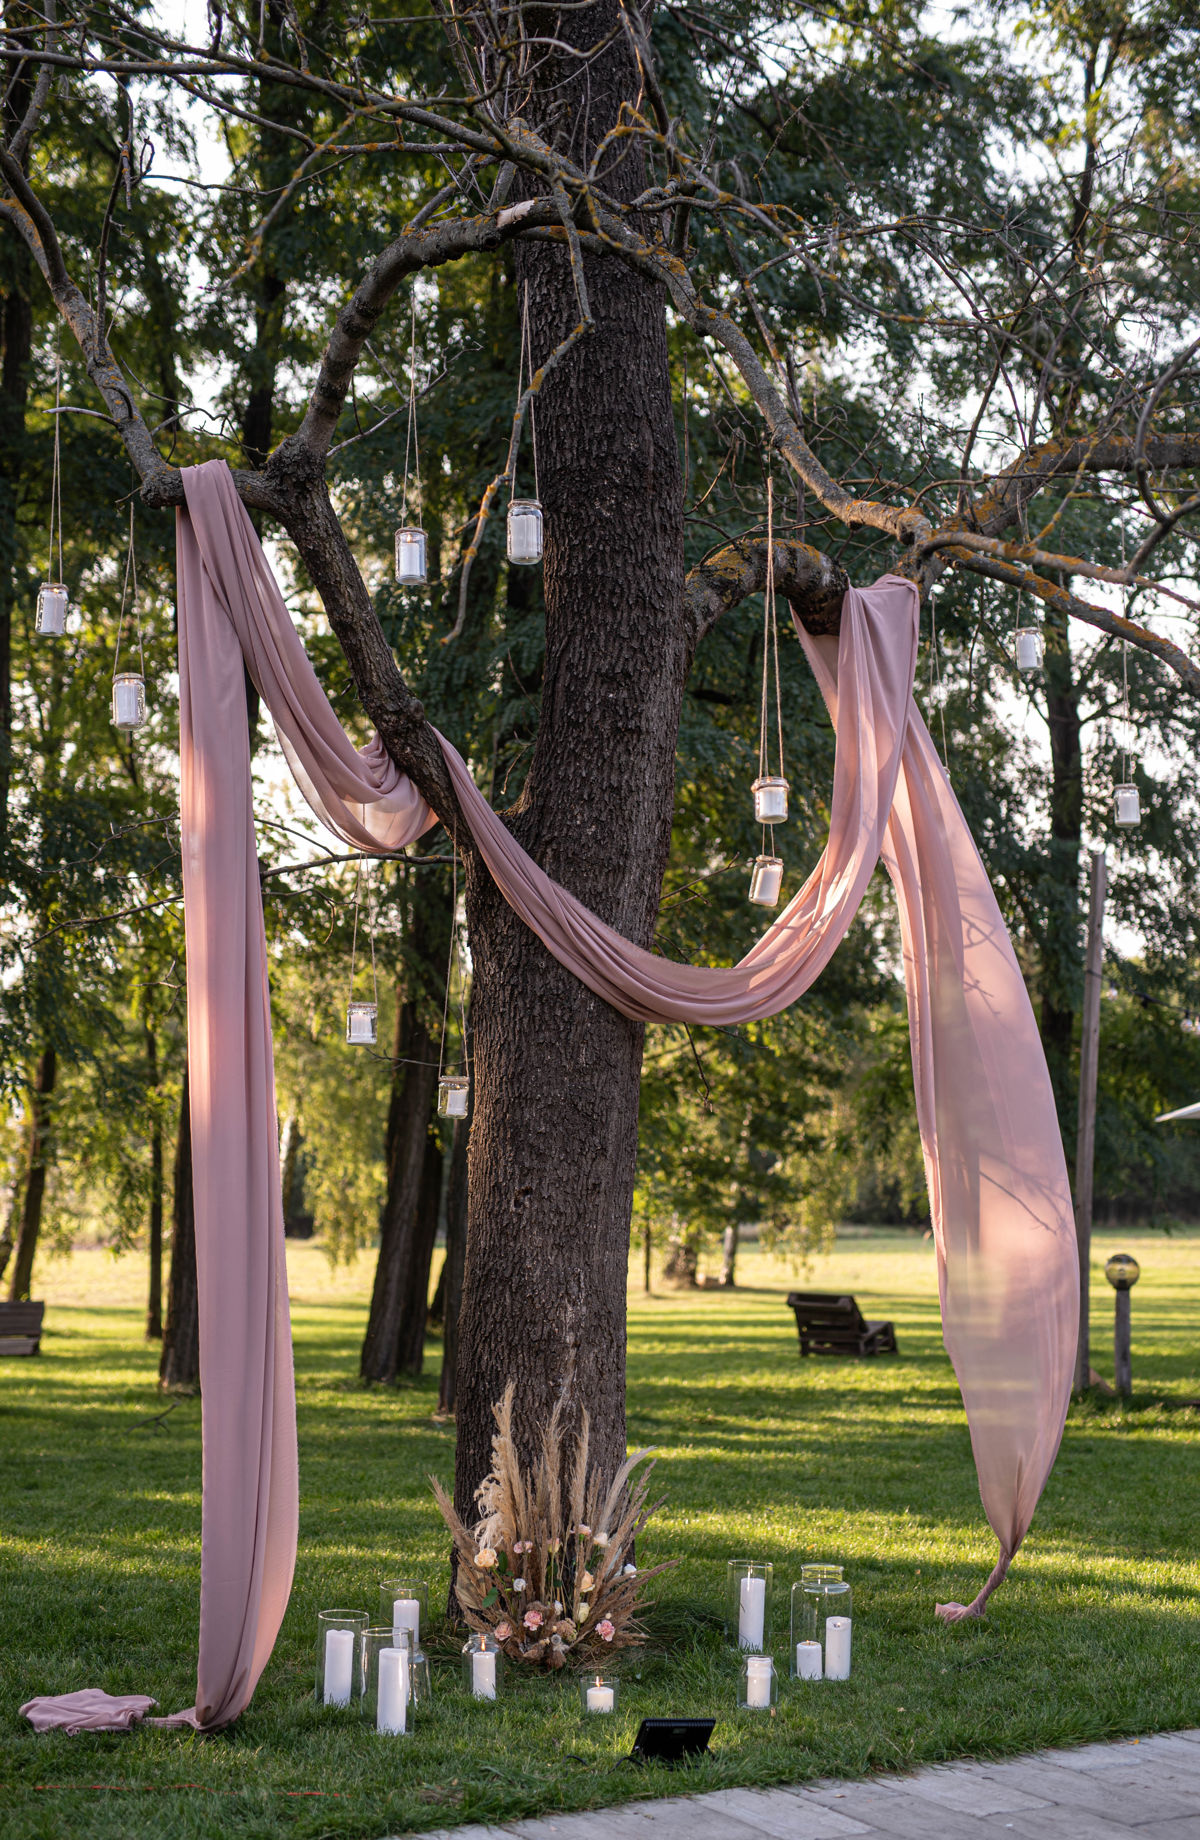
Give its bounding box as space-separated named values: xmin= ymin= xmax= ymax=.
xmin=112 ymin=671 xmax=146 ymax=730
xmin=346 ymin=999 xmax=378 ymax=1045
xmin=1015 ymin=627 xmax=1044 ymax=673
xmin=35 ymin=582 xmax=69 ymax=637
xmin=748 ymin=854 xmax=784 ymax=908
xmin=438 ymin=1074 xmax=470 ymax=1118
xmin=507 ymin=497 xmax=543 ymax=566
xmin=1114 ymin=783 xmax=1141 ymax=828
xmin=752 ymin=775 xmax=788 ymax=824
xmin=37 ymin=343 xmax=67 ymax=639
xmin=394 ymin=525 xmax=427 ymax=585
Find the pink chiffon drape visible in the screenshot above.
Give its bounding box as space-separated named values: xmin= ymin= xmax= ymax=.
xmin=21 ymin=458 xmax=1076 ymax=1734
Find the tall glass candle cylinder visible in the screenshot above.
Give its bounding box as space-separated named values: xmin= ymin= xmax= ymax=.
xmin=315 ymin=1609 xmax=367 ymax=1707
xmin=726 ymin=1559 xmax=772 ymax=1650
xmin=363 ymin=1627 xmax=408 ymax=1734
xmin=462 ymin=1630 xmax=501 ymax=1699
xmin=380 ymin=1578 xmax=428 ymax=1650
xmin=794 ymin=1565 xmax=852 ymax=1680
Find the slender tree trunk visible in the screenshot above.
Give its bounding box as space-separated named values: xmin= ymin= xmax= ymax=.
xmin=145 ymin=1023 xmax=163 ymax=1340
xmin=160 ymin=1072 xmax=199 ymax=1388
xmin=454 ymin=2 xmax=687 ymax=1528
xmin=721 ymin=1223 xmax=739 ymax=1288
xmin=395 ymin=1132 xmax=443 ymax=1377
xmin=1040 ymin=601 xmax=1084 ymax=1132
xmin=7 ymin=1045 xmax=56 ymax=1302
xmin=437 ymin=1113 xmax=470 ymax=1417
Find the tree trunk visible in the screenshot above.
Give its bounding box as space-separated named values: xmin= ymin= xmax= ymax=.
xmin=437 ymin=1112 xmax=470 ymax=1417
xmin=453 ymin=2 xmax=687 ymax=1529
xmin=721 ymin=1223 xmax=739 ymax=1287
xmin=145 ymin=1023 xmax=163 ymax=1340
xmin=1040 ymin=600 xmax=1084 ymax=1133
xmin=394 ymin=1131 xmax=443 ymax=1377
xmin=7 ymin=1045 xmax=56 ymax=1302
xmin=160 ymin=1071 xmax=200 ymax=1389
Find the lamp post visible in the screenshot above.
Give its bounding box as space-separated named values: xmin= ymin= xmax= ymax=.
xmin=1104 ymin=1253 xmax=1140 ymax=1398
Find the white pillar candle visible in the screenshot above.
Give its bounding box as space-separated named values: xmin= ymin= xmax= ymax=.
xmin=795 ymin=1640 xmax=823 ymax=1679
xmin=392 ymin=1597 xmax=420 ymax=1648
xmin=745 ymin=1656 xmax=773 ymax=1709
xmin=738 ymin=1573 xmax=766 ymax=1649
xmin=825 ymin=1615 xmax=852 ymax=1679
xmin=376 ymin=1645 xmax=408 ymax=1734
xmin=323 ymin=1627 xmax=355 ymax=1706
xmin=471 ymin=1648 xmax=497 ymax=1700
xmin=586 ymin=1683 xmax=615 ymax=1713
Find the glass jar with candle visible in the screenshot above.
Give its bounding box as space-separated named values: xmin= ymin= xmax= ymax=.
xmin=379 ymin=1577 xmax=428 ymax=1651
xmin=1015 ymin=627 xmax=1044 ymax=673
xmin=438 ymin=1074 xmax=470 ymax=1118
xmin=726 ymin=1559 xmax=773 ymax=1650
xmin=579 ymin=1674 xmax=619 ymax=1716
xmin=507 ymin=498 xmax=543 ymax=565
xmin=395 ymin=525 xmax=428 ymax=585
xmin=362 ymin=1626 xmax=409 ymax=1734
xmin=346 ymin=1000 xmax=378 ymax=1046
xmin=462 ymin=1630 xmax=502 ymax=1700
xmin=794 ymin=1565 xmax=853 ymax=1680
xmin=739 ymin=1653 xmax=777 ymax=1711
xmin=751 ymin=775 xmax=789 ymax=825
xmin=748 ymin=855 xmax=784 ymax=908
xmin=35 ymin=583 xmax=69 ymax=637
xmin=111 ymin=671 xmax=147 ymax=732
xmin=409 ymin=1644 xmax=433 ymax=1711
xmin=315 ymin=1609 xmax=368 ymax=1707
xmin=1114 ymin=783 xmax=1141 ymax=828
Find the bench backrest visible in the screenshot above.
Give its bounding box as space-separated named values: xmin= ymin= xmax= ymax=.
xmin=785 ymin=1292 xmax=868 ymax=1333
xmin=0 ymin=1301 xmax=45 ymax=1332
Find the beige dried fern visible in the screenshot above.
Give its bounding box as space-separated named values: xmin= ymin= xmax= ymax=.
xmin=431 ymin=1381 xmax=674 ymax=1670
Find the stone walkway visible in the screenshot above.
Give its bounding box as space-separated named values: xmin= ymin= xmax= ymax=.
xmin=408 ymin=1729 xmax=1200 ymax=1840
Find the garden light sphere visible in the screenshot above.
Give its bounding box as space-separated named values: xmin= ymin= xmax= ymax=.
xmin=1105 ymin=1252 xmax=1140 ymax=1291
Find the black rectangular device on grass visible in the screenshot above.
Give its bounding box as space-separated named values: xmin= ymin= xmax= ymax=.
xmin=628 ymin=1717 xmax=715 ymax=1765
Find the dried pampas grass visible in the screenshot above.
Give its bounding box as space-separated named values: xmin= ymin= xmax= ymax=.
xmin=431 ymin=1382 xmax=674 ymax=1670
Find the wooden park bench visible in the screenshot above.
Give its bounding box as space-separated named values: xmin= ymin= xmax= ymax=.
xmin=0 ymin=1301 xmax=45 ymax=1355
xmin=785 ymin=1291 xmax=896 ymax=1359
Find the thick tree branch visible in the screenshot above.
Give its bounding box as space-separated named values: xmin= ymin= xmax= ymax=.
xmin=684 ymin=537 xmax=848 ymax=648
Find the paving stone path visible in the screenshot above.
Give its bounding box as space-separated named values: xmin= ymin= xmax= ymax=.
xmin=407 ymin=1728 xmax=1200 ymax=1840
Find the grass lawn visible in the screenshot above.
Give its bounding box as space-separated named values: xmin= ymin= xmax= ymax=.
xmin=2 ymin=1228 xmax=1199 ymax=1840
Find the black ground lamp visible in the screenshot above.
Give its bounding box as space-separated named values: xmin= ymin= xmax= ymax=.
xmin=1104 ymin=1253 xmax=1140 ymax=1397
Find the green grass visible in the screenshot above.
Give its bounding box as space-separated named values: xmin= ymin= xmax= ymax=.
xmin=2 ymin=1228 xmax=1199 ymax=1840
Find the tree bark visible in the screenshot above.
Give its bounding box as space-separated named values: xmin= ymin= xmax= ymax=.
xmin=394 ymin=1130 xmax=443 ymax=1377
xmin=145 ymin=1023 xmax=163 ymax=1340
xmin=7 ymin=1045 xmax=55 ymax=1302
xmin=160 ymin=1071 xmax=199 ymax=1388
xmin=453 ymin=1 xmax=687 ymax=1531
xmin=437 ymin=1111 xmax=470 ymax=1417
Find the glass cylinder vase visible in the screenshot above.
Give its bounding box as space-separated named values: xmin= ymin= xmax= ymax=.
xmin=363 ymin=1627 xmax=409 ymax=1734
xmin=462 ymin=1630 xmax=502 ymax=1699
xmin=793 ymin=1565 xmax=852 ymax=1680
xmin=726 ymin=1559 xmax=772 ymax=1650
xmin=739 ymin=1653 xmax=777 ymax=1710
xmin=579 ymin=1673 xmax=619 ymax=1716
xmin=315 ymin=1609 xmax=368 ymax=1707
xmin=380 ymin=1578 xmax=427 ymax=1650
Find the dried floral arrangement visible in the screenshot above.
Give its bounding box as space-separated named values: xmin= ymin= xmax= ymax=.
xmin=431 ymin=1382 xmax=674 ymax=1670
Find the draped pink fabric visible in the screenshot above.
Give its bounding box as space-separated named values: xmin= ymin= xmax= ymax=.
xmin=21 ymin=459 xmax=1075 ymax=1733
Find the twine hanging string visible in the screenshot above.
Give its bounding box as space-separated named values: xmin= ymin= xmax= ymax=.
xmin=346 ymin=852 xmax=379 ymax=1011
xmin=1119 ymin=511 xmax=1132 ymax=786
xmin=112 ymin=500 xmax=145 ymax=685
xmin=757 ymin=475 xmax=785 ymax=851
xmin=437 ymin=831 xmax=468 ymax=1081
xmin=513 ymin=284 xmax=540 ymax=503
xmin=400 ymin=293 xmax=421 ymax=527
xmin=48 ymin=335 xmax=64 ymax=586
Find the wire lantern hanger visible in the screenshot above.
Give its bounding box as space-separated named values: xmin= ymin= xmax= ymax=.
xmin=112 ymin=501 xmax=148 ymax=731
xmin=395 ymin=293 xmax=428 ymax=587
xmin=507 ymin=284 xmax=543 ymax=568
xmin=749 ymin=476 xmax=787 ymax=908
xmin=1114 ymin=510 xmax=1141 ymax=829
xmin=35 ymin=337 xmax=69 ymax=638
xmin=346 ymin=856 xmax=380 ymax=1045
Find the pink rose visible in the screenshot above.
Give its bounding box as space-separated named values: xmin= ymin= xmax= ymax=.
xmin=523 ymin=1608 xmax=544 ymax=1631
xmin=597 ymin=1618 xmax=615 ymax=1642
xmin=495 ymin=1621 xmax=513 ymax=1641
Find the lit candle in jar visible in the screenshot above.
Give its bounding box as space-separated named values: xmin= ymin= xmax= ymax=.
xmin=392 ymin=1596 xmax=420 ymax=1649
xmin=376 ymin=1645 xmax=408 ymax=1734
xmin=586 ymin=1678 xmax=615 ymax=1713
xmin=471 ymin=1642 xmax=497 ymax=1699
xmin=825 ymin=1615 xmax=852 ymax=1679
xmin=738 ymin=1573 xmax=766 ymax=1649
xmin=745 ymin=1655 xmax=773 ymax=1709
xmin=323 ymin=1627 xmax=355 ymax=1706
xmin=795 ymin=1640 xmax=823 ymax=1679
